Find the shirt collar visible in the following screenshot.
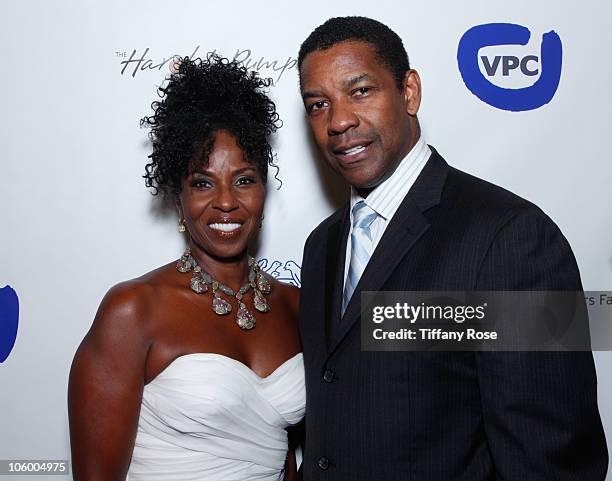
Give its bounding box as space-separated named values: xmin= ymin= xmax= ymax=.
xmin=350 ymin=136 xmax=430 ymax=220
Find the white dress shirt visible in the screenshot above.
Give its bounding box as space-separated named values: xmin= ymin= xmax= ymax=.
xmin=343 ymin=136 xmax=432 ymax=289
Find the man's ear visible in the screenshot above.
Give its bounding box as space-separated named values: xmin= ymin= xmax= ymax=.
xmin=402 ymin=69 xmax=422 ymax=116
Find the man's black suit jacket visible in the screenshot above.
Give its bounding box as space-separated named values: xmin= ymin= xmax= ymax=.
xmin=298 ymin=148 xmax=608 ymax=480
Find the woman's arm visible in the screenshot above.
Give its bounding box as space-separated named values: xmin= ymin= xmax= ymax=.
xmin=68 ymin=282 xmax=152 ymax=481
xmin=283 ymin=449 xmax=297 ymax=481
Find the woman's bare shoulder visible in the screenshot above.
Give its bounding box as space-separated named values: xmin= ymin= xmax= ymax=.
xmin=90 ymin=261 xmax=180 ymax=341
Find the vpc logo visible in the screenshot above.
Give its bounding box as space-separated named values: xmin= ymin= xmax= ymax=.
xmin=457 ymin=23 xmax=562 ymax=111
xmin=0 ymin=285 xmax=19 ymax=363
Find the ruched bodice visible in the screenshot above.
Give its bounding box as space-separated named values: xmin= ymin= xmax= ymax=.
xmin=127 ymin=352 xmax=305 ymax=481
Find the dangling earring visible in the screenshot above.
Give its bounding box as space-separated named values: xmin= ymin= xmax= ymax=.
xmin=177 ymin=219 xmax=186 ymax=232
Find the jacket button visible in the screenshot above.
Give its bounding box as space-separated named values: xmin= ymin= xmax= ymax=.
xmin=317 ymin=456 xmax=330 ymax=470
xmin=323 ymin=368 xmax=335 ymax=383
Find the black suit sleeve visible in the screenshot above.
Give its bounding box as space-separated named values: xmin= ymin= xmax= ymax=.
xmin=474 ymin=206 xmax=608 ymax=480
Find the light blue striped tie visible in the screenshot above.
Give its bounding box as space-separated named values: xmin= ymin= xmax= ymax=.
xmin=342 ymin=201 xmax=378 ymax=315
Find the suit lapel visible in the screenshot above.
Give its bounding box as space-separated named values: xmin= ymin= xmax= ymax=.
xmin=327 ymin=148 xmax=449 ymax=356
xmin=324 ymin=207 xmax=350 ymax=351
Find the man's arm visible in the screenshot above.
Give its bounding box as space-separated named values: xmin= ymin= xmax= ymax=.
xmin=475 ymin=206 xmax=608 ymax=480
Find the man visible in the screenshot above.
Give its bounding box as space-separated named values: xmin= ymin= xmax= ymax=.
xmin=297 ymin=16 xmax=607 ymax=480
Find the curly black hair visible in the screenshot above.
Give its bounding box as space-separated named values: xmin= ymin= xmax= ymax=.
xmin=142 ymin=54 xmax=281 ymax=197
xmin=298 ymin=16 xmax=411 ymax=90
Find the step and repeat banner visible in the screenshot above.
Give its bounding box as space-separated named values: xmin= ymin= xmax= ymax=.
xmin=1 ymin=0 xmax=610 ymax=478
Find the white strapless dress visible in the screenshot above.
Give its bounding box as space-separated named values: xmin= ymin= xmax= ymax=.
xmin=126 ymin=352 xmax=305 ymax=481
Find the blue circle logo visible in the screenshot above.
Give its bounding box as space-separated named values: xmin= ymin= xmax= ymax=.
xmin=0 ymin=285 xmax=19 ymax=363
xmin=457 ymin=23 xmax=563 ymax=111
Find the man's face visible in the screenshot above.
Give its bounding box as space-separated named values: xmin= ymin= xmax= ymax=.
xmin=300 ymin=41 xmax=421 ymax=194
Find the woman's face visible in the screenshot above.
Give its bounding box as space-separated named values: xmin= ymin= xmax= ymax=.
xmin=178 ymin=130 xmax=265 ymax=261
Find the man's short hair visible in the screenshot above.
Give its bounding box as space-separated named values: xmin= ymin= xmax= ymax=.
xmin=298 ymin=16 xmax=411 ymax=90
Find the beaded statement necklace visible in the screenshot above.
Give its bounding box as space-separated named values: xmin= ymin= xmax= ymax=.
xmin=176 ymin=248 xmax=271 ymax=330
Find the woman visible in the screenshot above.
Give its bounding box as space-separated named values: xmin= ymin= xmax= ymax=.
xmin=68 ymin=56 xmax=304 ymax=481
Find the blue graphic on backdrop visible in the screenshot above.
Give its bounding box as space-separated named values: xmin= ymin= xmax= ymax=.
xmin=0 ymin=286 xmax=19 ymax=363
xmin=258 ymin=259 xmax=301 ymax=287
xmin=457 ymin=23 xmax=562 ymax=111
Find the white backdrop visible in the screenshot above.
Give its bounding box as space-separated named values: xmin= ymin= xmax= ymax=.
xmin=1 ymin=0 xmax=610 ymax=479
